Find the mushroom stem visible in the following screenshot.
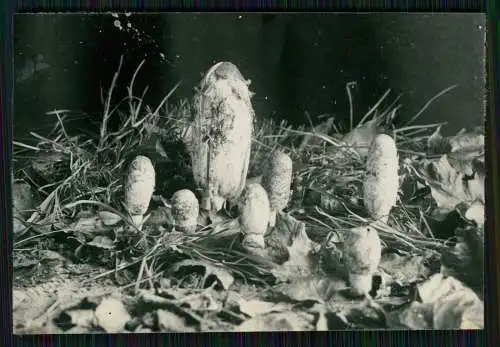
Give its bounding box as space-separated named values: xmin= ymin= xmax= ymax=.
xmin=348 ymin=273 xmax=373 ymax=297
xmin=268 ymin=210 xmax=277 ymax=228
xmin=242 ymin=234 xmax=266 ymax=249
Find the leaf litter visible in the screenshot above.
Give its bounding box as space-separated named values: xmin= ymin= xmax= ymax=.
xmin=11 ymin=59 xmax=484 ymax=332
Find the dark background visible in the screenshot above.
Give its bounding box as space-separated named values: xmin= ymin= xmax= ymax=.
xmin=13 ymin=13 xmax=486 ymax=140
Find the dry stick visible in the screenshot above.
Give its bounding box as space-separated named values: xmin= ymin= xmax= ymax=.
xmin=12 ymin=141 xmax=40 ymax=151
xmin=153 ymin=80 xmax=183 ymax=116
xmin=99 ymin=55 xmax=124 ymax=149
xmin=404 ymin=84 xmax=458 ymax=126
xmin=346 ymin=83 xmax=355 ymax=131
xmin=357 ymin=88 xmax=392 ymax=126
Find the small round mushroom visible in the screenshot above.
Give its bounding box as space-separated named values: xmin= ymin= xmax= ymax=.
xmin=171 ymin=189 xmax=199 ymax=233
xmin=342 ymin=224 xmax=382 ymax=297
xmin=123 ymin=155 xmax=155 ymax=231
xmin=261 ymin=151 xmax=293 ymax=228
xmin=238 ymin=183 xmax=270 ymax=249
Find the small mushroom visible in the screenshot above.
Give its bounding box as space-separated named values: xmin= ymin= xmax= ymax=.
xmin=363 ymin=134 xmax=399 ymax=223
xmin=238 ymin=183 xmax=270 ymax=249
xmin=171 ymin=189 xmax=199 ymax=233
xmin=342 ymin=224 xmax=382 ymax=297
xmin=261 ymin=151 xmax=293 ymax=228
xmin=123 ymin=155 xmax=155 ymax=231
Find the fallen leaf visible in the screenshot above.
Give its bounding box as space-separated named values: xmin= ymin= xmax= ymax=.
xmin=237 ymin=298 xmax=290 ymax=317
xmin=157 ymin=309 xmax=196 ymax=332
xmin=417 ymin=273 xmax=466 ymax=304
xmin=433 ymin=289 xmax=484 ymax=329
xmin=145 ymin=206 xmax=174 ymax=226
xmin=386 ymin=301 xmax=433 ymax=329
xmin=12 ymin=181 xmax=36 ymax=219
xmin=65 ymin=326 xmax=90 ymax=333
xmin=342 ymin=303 xmax=388 ymax=329
xmin=87 ymin=236 xmax=115 ymax=250
xmin=170 ymin=259 xmax=234 ymax=290
xmin=155 ymin=139 xmax=169 ymax=159
xmin=98 ymin=211 xmax=122 ymax=226
xmin=298 ymin=117 xmax=335 ymax=150
xmin=310 ymin=304 xmax=352 ymax=330
xmin=276 ymin=275 xmax=347 ymax=302
xmin=65 ymin=309 xmax=96 ymax=328
xmin=441 ymin=225 xmax=483 ymax=290
xmin=94 ymin=297 xmax=131 ymax=333
xmin=427 ymin=126 xmax=452 ymax=154
xmin=378 ymin=252 xmax=431 ymax=286
xmin=449 ymin=128 xmax=484 ymax=153
xmin=427 ymin=127 xmax=483 ymax=155
xmin=269 ymin=217 xmax=317 ymax=282
xmin=464 ymin=200 xmax=484 ymax=229
xmin=234 ymin=311 xmax=314 ymax=331
xmin=180 ymin=291 xmax=221 ymax=312
xmin=342 ymin=118 xmax=380 ymax=156
xmin=72 ymin=215 xmax=107 ymax=234
xmin=422 ymin=155 xmax=484 ymax=217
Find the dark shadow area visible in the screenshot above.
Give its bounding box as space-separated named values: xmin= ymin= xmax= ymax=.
xmin=13 ymin=13 xmax=486 ymax=139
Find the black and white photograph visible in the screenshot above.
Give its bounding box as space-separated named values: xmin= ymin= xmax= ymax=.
xmin=11 ymin=13 xmax=485 ymax=333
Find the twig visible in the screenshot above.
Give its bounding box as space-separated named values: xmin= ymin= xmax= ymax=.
xmin=404 ymin=84 xmax=458 ymax=126
xmin=358 ymin=88 xmax=391 ymax=126
xmin=99 ymin=55 xmax=124 ymax=149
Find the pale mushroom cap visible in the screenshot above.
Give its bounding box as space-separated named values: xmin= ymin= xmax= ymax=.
xmin=239 ymin=183 xmax=270 ymax=237
xmin=203 ymin=61 xmax=247 ymax=84
xmin=124 ymin=155 xmax=155 ymax=216
xmin=171 ymin=189 xmax=199 ymax=224
xmin=364 ymin=134 xmax=399 ymax=222
xmin=190 ymin=62 xmax=254 ymax=211
xmin=262 ymin=151 xmax=293 ymax=212
xmin=343 ymin=225 xmax=382 ymax=276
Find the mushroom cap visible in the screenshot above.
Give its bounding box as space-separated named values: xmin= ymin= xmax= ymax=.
xmin=124 ymin=155 xmax=155 ymax=215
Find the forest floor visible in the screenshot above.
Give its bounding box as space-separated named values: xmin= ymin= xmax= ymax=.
xmin=11 ymin=61 xmax=484 ymax=333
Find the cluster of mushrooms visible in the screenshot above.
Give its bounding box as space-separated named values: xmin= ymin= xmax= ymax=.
xmin=121 ymin=62 xmax=400 ymax=297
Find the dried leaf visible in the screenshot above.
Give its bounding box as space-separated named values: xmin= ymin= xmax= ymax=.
xmin=157 ymin=309 xmax=196 ymax=332
xmin=234 ymin=311 xmax=314 ymax=331
xmin=427 ymin=126 xmax=451 ymax=154
xmin=386 ymin=301 xmax=433 ymax=329
xmin=72 ymin=215 xmax=108 ymax=234
xmin=94 ymin=298 xmax=131 ymax=333
xmin=433 ymin=289 xmax=484 ymax=329
xmin=464 ymin=200 xmax=484 ymax=229
xmin=299 ymin=117 xmax=335 ymax=150
xmin=12 ymin=181 xmax=35 ymax=218
xmin=342 ymin=303 xmax=388 ymax=329
xmin=449 ymin=128 xmax=484 ymax=153
xmin=170 ymin=259 xmax=234 ymax=290
xmin=277 ymin=275 xmax=348 ymax=302
xmin=155 ymin=139 xmax=169 ymax=159
xmin=98 ymin=211 xmax=122 ymax=226
xmin=378 ymin=252 xmax=431 ymax=286
xmin=145 ymin=206 xmax=174 ymax=226
xmin=65 ymin=309 xmax=96 ymax=328
xmin=342 ymin=118 xmax=380 ymax=156
xmin=427 ymin=127 xmax=484 ymax=175
xmin=180 ymin=291 xmax=221 ymax=312
xmin=87 ymin=236 xmax=115 ymax=250
xmin=237 ymin=298 xmax=290 ymax=317
xmin=423 ymin=155 xmax=484 ymax=217
xmin=269 ymin=216 xmax=316 ymax=282
xmin=417 ymin=273 xmax=466 ymax=304
xmin=441 ymin=225 xmax=483 ymax=290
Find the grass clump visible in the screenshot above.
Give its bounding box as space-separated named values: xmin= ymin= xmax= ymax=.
xmin=13 ymin=57 xmax=462 ymax=292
